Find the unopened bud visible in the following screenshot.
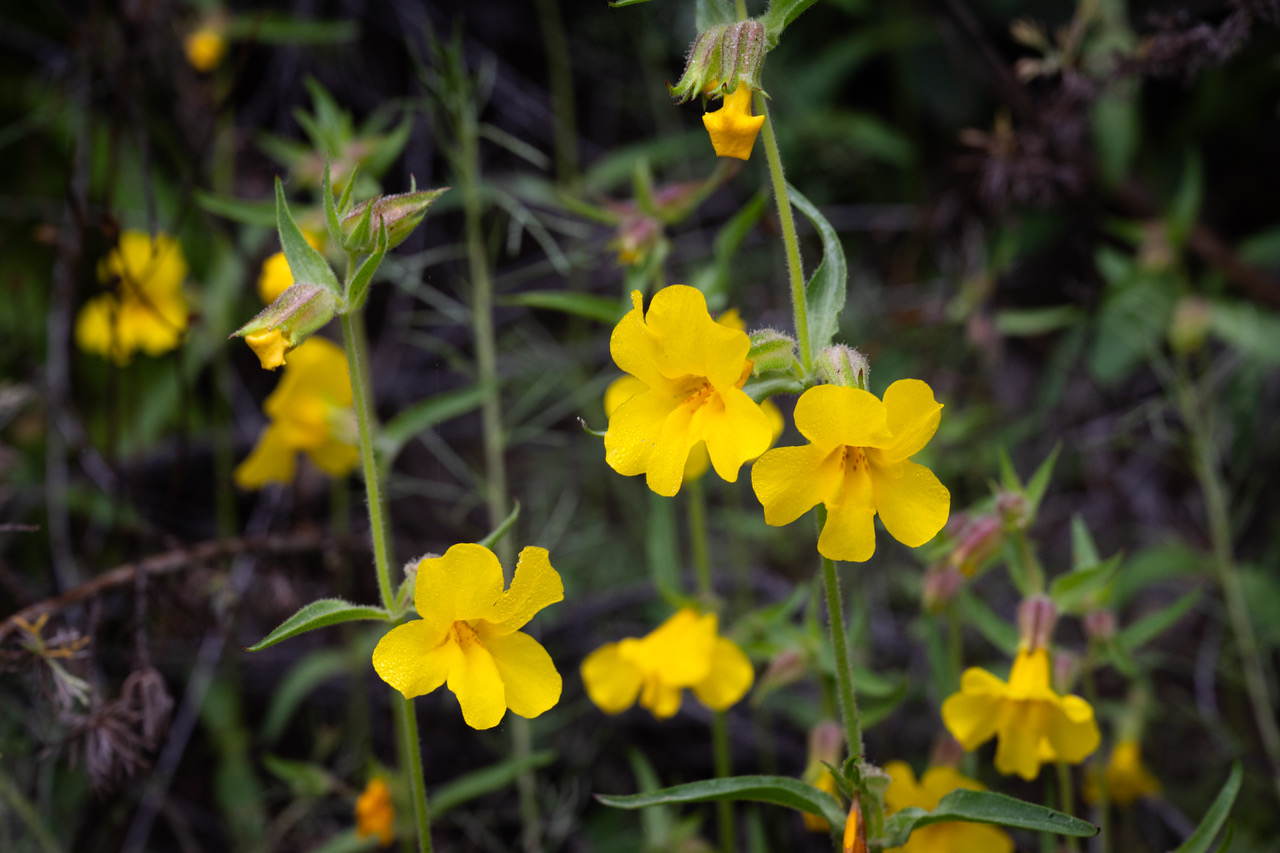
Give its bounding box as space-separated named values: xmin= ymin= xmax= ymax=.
xmin=759 ymin=648 xmax=808 ymax=694
xmin=816 ymin=345 xmax=870 ymax=390
xmin=232 ymin=283 xmax=337 ymax=370
xmin=748 ymin=328 xmax=798 ymax=374
xmin=341 ymin=187 xmax=449 ymax=254
xmin=1083 ymin=608 xmax=1117 ymax=643
xmin=1169 ymin=296 xmax=1211 ymax=355
xmin=922 ymin=564 xmax=965 ymax=612
xmin=1054 ymin=650 xmax=1079 ymax=692
xmin=1017 ymin=595 xmax=1057 ymax=653
xmin=669 ymin=20 xmax=768 ymax=103
xmin=996 ymin=490 xmax=1032 ymax=530
xmin=809 ymin=720 xmax=844 ymax=769
xmin=842 ymin=794 xmax=866 ymax=853
xmin=612 ymin=214 xmax=663 ymax=266
xmin=948 ymin=514 xmax=1004 ymax=576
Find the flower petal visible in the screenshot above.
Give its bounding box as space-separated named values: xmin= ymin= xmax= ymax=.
xmin=869 ymin=459 xmax=950 ymax=548
xmin=691 ymin=637 xmax=754 ymax=710
xmin=792 ymin=385 xmax=891 ymax=450
xmin=876 ymin=379 xmax=943 ymax=462
xmin=630 ymin=609 xmax=716 ymax=687
xmin=883 ymin=761 xmax=922 ymax=813
xmin=994 ymin=701 xmax=1049 ymax=780
xmin=752 ymin=444 xmax=841 ymax=527
xmin=481 ymin=629 xmax=561 ymax=719
xmin=645 ymin=394 xmax=700 ymax=496
xmin=483 ymin=546 xmax=564 ymax=635
xmin=604 ymin=375 xmax=649 ymax=418
xmin=233 ymin=424 xmax=297 ymax=489
xmin=818 ymin=461 xmax=877 ymax=563
xmin=941 ymin=675 xmax=1002 ymax=750
xmin=610 ymin=290 xmax=667 ymax=387
xmin=604 ymin=388 xmax=677 ymax=480
xmin=306 ymin=438 xmax=360 ymax=477
xmin=639 ymin=677 xmax=684 ymax=719
xmin=1047 ymin=695 xmax=1101 ymax=763
xmin=372 ymin=620 xmax=456 ymax=699
xmin=581 ymin=642 xmax=644 ymax=714
xmin=414 ymin=544 xmax=505 ymax=634
xmin=643 ymin=285 xmax=749 ymax=389
xmin=447 ymin=629 xmax=507 ymax=730
xmin=700 ymin=389 xmax=772 ymax=484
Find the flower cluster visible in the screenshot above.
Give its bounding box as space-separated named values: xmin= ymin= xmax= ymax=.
xmin=580 ymin=607 xmax=753 ymax=719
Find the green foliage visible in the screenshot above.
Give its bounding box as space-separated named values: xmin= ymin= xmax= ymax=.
xmin=877 ymin=790 xmax=1097 ymax=847
xmin=246 ymin=600 xmax=391 ymax=653
xmin=787 ymin=183 xmax=848 ymax=367
xmin=1171 ymin=762 xmax=1242 ymax=853
xmin=596 ymin=775 xmax=847 ymax=833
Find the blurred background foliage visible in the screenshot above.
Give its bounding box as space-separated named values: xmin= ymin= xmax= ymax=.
xmin=2 ymin=0 xmax=1280 ymax=850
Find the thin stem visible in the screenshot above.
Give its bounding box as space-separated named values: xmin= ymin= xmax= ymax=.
xmin=687 ymin=478 xmax=713 ymax=598
xmin=340 ymin=310 xmax=395 ymax=611
xmin=711 ymin=712 xmax=736 ymax=853
xmin=816 ymin=508 xmax=864 ymax=762
xmin=395 ymin=696 xmax=435 ymax=853
xmin=1055 ymin=763 xmax=1079 ymax=853
xmin=755 ymin=96 xmax=811 ymax=372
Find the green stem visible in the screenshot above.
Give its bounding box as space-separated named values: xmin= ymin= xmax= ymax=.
xmin=395 ymin=696 xmax=435 ymax=853
xmin=687 ymin=478 xmax=713 ymax=599
xmin=712 ymin=712 xmax=736 ymax=853
xmin=340 ymin=310 xmax=394 ymax=610
xmin=816 ymin=508 xmax=864 ymax=763
xmin=754 ymin=96 xmax=810 ymax=372
xmin=1055 ymin=763 xmax=1079 ymax=853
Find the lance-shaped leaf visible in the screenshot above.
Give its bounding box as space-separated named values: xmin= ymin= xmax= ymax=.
xmin=275 ymin=177 xmax=342 ymax=298
xmin=877 ymin=789 xmax=1097 ymax=848
xmin=596 ymin=775 xmax=846 ymax=832
xmin=1171 ymin=761 xmax=1241 ymax=853
xmin=787 ymin=184 xmax=847 ymax=366
xmin=246 ymin=598 xmax=390 ymax=652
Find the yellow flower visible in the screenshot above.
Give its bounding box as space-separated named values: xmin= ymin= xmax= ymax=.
xmin=882 ymin=762 xmax=1013 ymax=853
xmin=257 ymin=232 xmax=325 ymax=304
xmin=233 ymin=337 xmax=359 ymax=489
xmin=605 ymin=285 xmax=773 ymax=497
xmin=580 ymin=607 xmax=753 ymax=719
xmin=354 ymin=777 xmax=395 ymax=847
xmin=941 ymin=648 xmax=1101 ymax=781
xmin=184 ymin=27 xmax=227 ymax=73
xmin=803 ymin=770 xmax=841 ymax=833
xmin=75 ymin=231 xmax=189 ymax=365
xmin=702 ymin=83 xmax=765 ymax=160
xmin=373 ymin=543 xmax=564 ymax=730
xmin=1085 ymin=739 xmax=1160 ymax=806
xmin=751 ymin=381 xmax=950 ymax=563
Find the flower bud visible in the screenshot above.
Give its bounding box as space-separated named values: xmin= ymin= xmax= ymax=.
xmin=817 ymin=345 xmax=870 ymax=390
xmin=1083 ymin=608 xmax=1117 ymax=643
xmin=922 ymin=564 xmax=965 ymax=612
xmin=947 ymin=514 xmax=1004 ymax=576
xmin=809 ymin=719 xmax=844 ymax=769
xmin=340 ymin=187 xmax=449 ymax=254
xmin=996 ymin=490 xmax=1031 ymax=530
xmin=1017 ymin=595 xmax=1057 ymax=653
xmin=1168 ymin=295 xmax=1211 ymax=355
xmin=748 ymin=328 xmax=798 ymax=374
xmin=842 ymin=794 xmax=866 ymax=853
xmin=611 ymin=214 xmax=663 ymax=266
xmin=759 ymin=648 xmax=808 ymax=694
xmin=232 ymin=283 xmax=338 ymax=370
xmin=669 ymin=21 xmax=768 ymax=104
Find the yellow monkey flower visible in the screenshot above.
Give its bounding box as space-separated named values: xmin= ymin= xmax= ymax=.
xmin=75 ymin=230 xmax=189 ymax=364
xmin=605 ymin=285 xmax=772 ymax=497
xmin=373 ymin=544 xmax=564 ymax=731
xmin=354 ymin=777 xmax=395 ymax=847
xmin=233 ymin=337 xmax=359 ymax=488
xmin=1085 ymin=739 xmax=1161 ymax=806
xmin=882 ymin=762 xmax=1013 ymax=853
xmin=751 ymin=381 xmax=950 ymax=563
xmin=580 ymin=607 xmax=754 ymax=719
xmin=941 ymin=647 xmax=1101 ymax=781
xmin=702 ymin=83 xmax=765 ymax=160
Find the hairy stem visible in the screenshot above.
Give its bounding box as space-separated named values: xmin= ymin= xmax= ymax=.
xmin=816 ymin=508 xmax=864 ymax=763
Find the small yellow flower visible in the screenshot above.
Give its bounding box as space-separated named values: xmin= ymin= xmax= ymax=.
xmin=373 ymin=543 xmax=564 ymax=730
xmin=245 ymin=329 xmax=287 ymax=371
xmin=354 ymin=777 xmax=395 ymax=847
xmin=605 ymin=285 xmax=773 ymax=497
xmin=702 ymin=83 xmax=765 ymax=160
xmin=1085 ymin=739 xmax=1161 ymax=806
xmin=75 ymin=231 xmax=189 ymax=365
xmin=257 ymin=232 xmax=325 ymax=304
xmin=233 ymin=337 xmax=359 ymax=489
xmin=581 ymin=607 xmax=753 ymax=719
xmin=941 ymin=648 xmax=1101 ymax=781
xmin=882 ymin=762 xmax=1014 ymax=853
xmin=184 ymin=27 xmax=227 ymax=73
xmin=752 ymin=381 xmax=950 ymax=563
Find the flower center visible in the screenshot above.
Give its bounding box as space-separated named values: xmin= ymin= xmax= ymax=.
xmin=450 ymin=620 xmax=484 ymax=649
xmin=842 ymin=446 xmax=868 ymax=472
xmin=674 ymin=375 xmax=717 ymax=411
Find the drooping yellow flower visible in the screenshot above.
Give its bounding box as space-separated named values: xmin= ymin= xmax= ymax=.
xmin=603 ymin=307 xmax=784 ymax=484
xmin=354 ymin=777 xmax=395 ymax=847
xmin=233 ymin=337 xmax=359 ymax=489
xmin=184 ymin=27 xmax=227 ymax=73
xmin=581 ymin=607 xmax=753 ymax=719
xmin=373 ymin=543 xmax=564 ymax=730
xmin=75 ymin=231 xmax=189 ymax=365
xmin=1085 ymin=739 xmax=1161 ymax=806
xmin=752 ymin=381 xmax=950 ymax=563
xmin=941 ymin=648 xmax=1101 ymax=781
xmin=605 ymin=285 xmax=772 ymax=497
xmin=702 ymin=83 xmax=765 ymax=160
xmin=883 ymin=762 xmax=1013 ymax=853
xmin=257 ymin=231 xmax=325 ymax=304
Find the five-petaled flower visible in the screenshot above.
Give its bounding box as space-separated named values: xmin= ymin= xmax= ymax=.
xmin=233 ymin=337 xmax=359 ymax=489
xmin=751 ymin=381 xmax=950 ymax=563
xmin=1085 ymin=738 xmax=1161 ymax=806
xmin=882 ymin=762 xmax=1013 ymax=853
xmin=75 ymin=230 xmax=190 ymax=365
xmin=941 ymin=647 xmax=1101 ymax=780
xmin=580 ymin=607 xmax=753 ymax=719
xmin=605 ymin=285 xmax=772 ymax=497
xmin=373 ymin=543 xmax=564 ymax=730
xmin=354 ymin=777 xmax=395 ymax=847
xmin=702 ymin=83 xmax=765 ymax=160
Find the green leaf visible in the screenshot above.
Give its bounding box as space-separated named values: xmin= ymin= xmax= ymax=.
xmin=742 ymin=375 xmax=804 ymax=403
xmin=478 ymin=501 xmax=521 ymax=551
xmin=1049 ymin=554 xmax=1122 ymax=615
xmin=196 ymin=190 xmax=278 ymax=227
xmin=262 ymin=649 xmax=348 ymax=743
xmin=1208 ymin=299 xmax=1280 ymax=365
xmin=878 ymin=790 xmax=1097 ymax=847
xmin=224 ymin=14 xmax=358 ymax=45
xmin=994 ymin=306 xmax=1085 ymax=337
xmin=596 ymin=775 xmax=845 ymax=832
xmin=647 ymin=492 xmax=688 ymax=609
xmin=609 ymin=0 xmax=657 ymax=6
xmin=957 ymin=589 xmax=1019 ymax=656
xmin=432 ymin=751 xmax=556 ymax=817
xmin=760 ymin=0 xmax=823 ymax=45
xmin=696 ymin=0 xmax=737 ymax=30
xmin=1025 ymin=443 xmax=1061 ymax=514
xmin=378 ymin=383 xmax=492 ymax=464
xmin=261 ymin=753 xmax=336 ymax=799
xmin=322 ymin=160 xmax=342 ymax=246
xmin=1168 ymin=151 xmax=1202 ymax=250
xmin=498 ymin=291 xmax=628 ymax=325
xmin=345 ymin=221 xmax=388 ymax=312
xmin=787 ymin=184 xmax=847 ymax=365
xmin=1117 ymin=589 xmax=1201 ymax=651
xmin=1091 ymin=86 xmax=1139 ymax=190
xmin=1070 ymin=514 xmax=1101 ymax=570
xmin=246 ymin=599 xmax=390 ymax=652
xmin=275 ymin=177 xmax=342 ymax=297
xmin=1171 ymin=762 xmax=1241 ymax=853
